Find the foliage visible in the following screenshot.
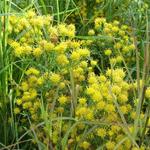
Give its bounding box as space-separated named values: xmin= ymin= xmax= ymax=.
xmin=0 ymin=0 xmax=150 ymax=150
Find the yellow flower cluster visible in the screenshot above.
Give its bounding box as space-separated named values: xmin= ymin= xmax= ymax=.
xmin=87 ymin=17 xmax=136 ymax=67
xmin=86 ymin=68 xmax=131 ymax=119
xmin=8 ymin=10 xmax=75 ymax=58
xmin=14 ymin=67 xmax=44 ymax=121
xmin=11 ymin=10 xmax=149 ymax=150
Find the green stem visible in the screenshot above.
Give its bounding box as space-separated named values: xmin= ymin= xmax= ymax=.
xmin=140 ymin=105 xmax=150 ymax=146
xmin=70 ymin=69 xmax=76 ymax=117
xmin=39 ymin=0 xmax=47 ymax=15
xmin=0 ymin=0 xmax=11 ymax=145
xmin=134 ymin=10 xmax=150 ymax=140
xmin=56 ymin=0 xmax=60 ymax=24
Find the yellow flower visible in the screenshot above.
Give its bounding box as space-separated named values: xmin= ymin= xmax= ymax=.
xmin=114 ymin=42 xmax=122 ymax=49
xmin=30 ymin=17 xmax=44 ymax=27
xmin=14 ymin=107 xmax=20 ymax=114
xmin=104 ymin=27 xmax=111 ymax=34
xmin=37 ymin=77 xmax=44 ymax=85
xmin=88 ymin=75 xmax=97 ymax=84
xmin=111 ymin=125 xmax=120 ymax=132
xmin=26 ymin=10 xmax=36 ymax=18
xmin=122 ymin=46 xmax=129 ymax=53
xmin=92 ymin=92 xmax=102 ymax=101
xmin=106 ymin=141 xmax=115 ymax=150
xmin=106 ymin=69 xmax=112 ymax=77
xmin=22 ymin=92 xmax=31 ymax=101
xmin=57 ymin=107 xmax=64 ymax=113
xmin=14 ymin=46 xmax=24 ymax=57
xmin=78 ymin=48 xmax=90 ymax=57
xmin=85 ymin=110 xmax=93 ymax=120
xmin=120 ymin=105 xmax=128 ymax=114
xmin=67 ymin=24 xmax=75 ymax=38
xmin=21 ymin=82 xmax=29 ymax=91
xmin=97 ymin=128 xmax=106 ymax=138
xmin=70 ymin=51 xmax=80 ymax=61
xmin=44 ymin=42 xmax=54 ymax=52
xmin=95 ymin=17 xmax=106 ymax=29
xmin=108 ymin=130 xmax=114 ymax=136
xmin=78 ymin=75 xmax=85 ymax=81
xmin=105 ymin=49 xmax=112 ymax=56
xmin=110 ymin=58 xmax=117 ymax=64
xmin=54 ymin=42 xmax=67 ymax=53
xmin=33 ymin=101 xmax=41 ymax=109
xmin=69 ymin=40 xmax=80 ymax=49
xmin=145 ymin=87 xmax=150 ymax=98
xmin=80 ymin=61 xmax=88 ymax=68
xmin=97 ymin=101 xmax=105 ymax=110
xmin=130 ymin=111 xmax=136 ymax=119
xmin=59 ymin=82 xmax=65 ymax=89
xmin=115 ymin=69 xmax=125 ymax=78
xmin=29 ymin=88 xmax=37 ymax=99
xmin=76 ymin=107 xmax=87 ymax=116
xmin=10 ymin=40 xmax=20 ymax=48
xmin=112 ymin=26 xmax=119 ymax=32
xmin=24 ymin=45 xmax=32 ymax=55
xmin=111 ymin=85 xmax=121 ymax=95
xmin=28 ymin=76 xmax=38 ymax=86
xmin=57 ymin=54 xmax=69 ymax=66
xmin=91 ymin=60 xmax=97 ymax=66
xmin=49 ymin=73 xmax=61 ymax=84
xmin=26 ymin=67 xmax=40 ymax=76
xmin=23 ymin=102 xmax=32 ymax=109
xmin=16 ymin=99 xmax=22 ymax=105
xmin=105 ymin=104 xmax=115 ymax=112
xmin=79 ymin=98 xmax=87 ymax=105
xmin=58 ymin=95 xmax=68 ymax=105
xmin=80 ymin=141 xmax=90 ymax=149
xmin=58 ymin=24 xmax=68 ymax=36
xmin=48 ymin=26 xmax=58 ymax=38
xmin=33 ymin=47 xmax=42 ymax=57
xmin=88 ymin=29 xmax=95 ymax=35
xmin=119 ymin=30 xmax=125 ymax=36
xmin=118 ymin=94 xmax=128 ymax=103
xmin=116 ymin=55 xmax=123 ymax=63
xmin=86 ymin=87 xmax=95 ymax=95
xmin=113 ymin=20 xmax=119 ymax=26
xmin=129 ymin=44 xmax=135 ymax=50
xmin=99 ymin=75 xmax=107 ymax=82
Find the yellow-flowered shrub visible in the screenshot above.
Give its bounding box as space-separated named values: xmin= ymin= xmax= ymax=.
xmin=8 ymin=10 xmax=149 ymax=150
xmin=85 ymin=17 xmax=136 ymax=69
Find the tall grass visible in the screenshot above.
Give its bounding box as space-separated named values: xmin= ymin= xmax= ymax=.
xmin=0 ymin=0 xmax=10 ymax=145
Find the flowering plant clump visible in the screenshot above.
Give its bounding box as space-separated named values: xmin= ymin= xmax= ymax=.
xmin=5 ymin=10 xmax=149 ymax=150
xmin=0 ymin=0 xmax=149 ymax=148
xmin=86 ymin=17 xmax=136 ymax=69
